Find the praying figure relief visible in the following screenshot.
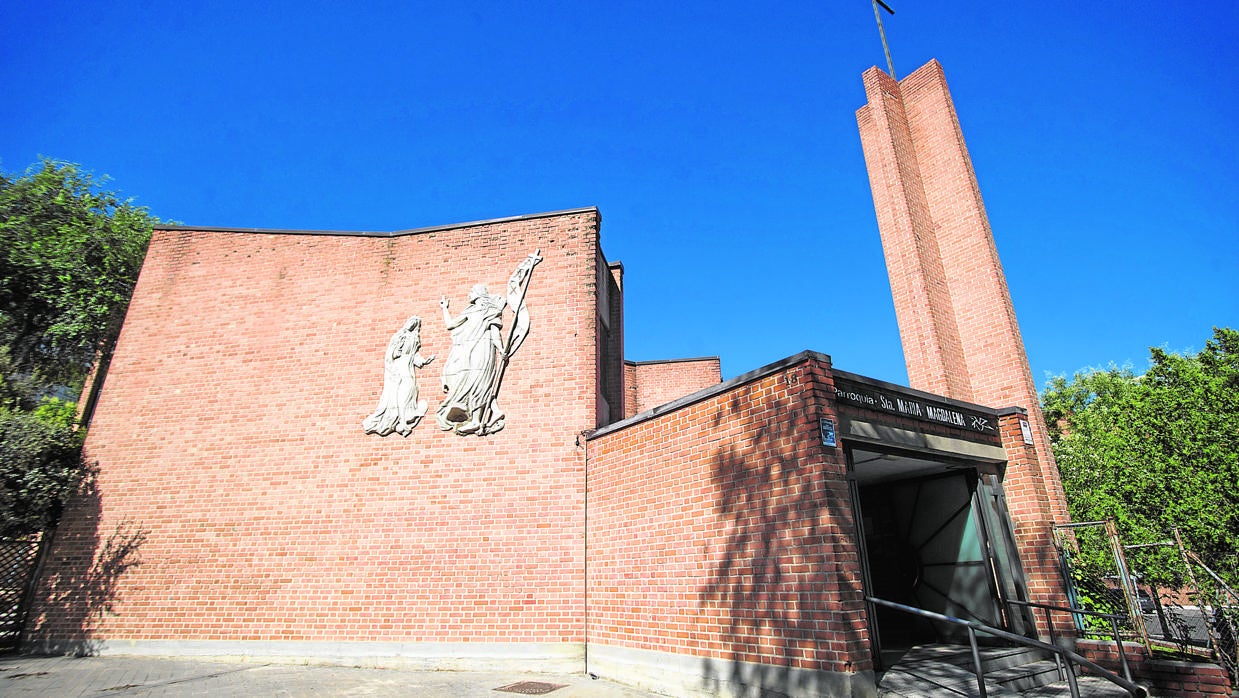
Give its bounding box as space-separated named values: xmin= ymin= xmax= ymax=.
xmin=363 ymin=316 xmax=435 ymax=437
xmin=436 ymin=250 xmax=543 ymax=436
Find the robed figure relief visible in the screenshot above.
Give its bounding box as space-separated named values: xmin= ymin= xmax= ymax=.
xmin=436 ymin=250 xmax=543 ymax=436
xmin=363 ymin=316 xmax=435 ymax=437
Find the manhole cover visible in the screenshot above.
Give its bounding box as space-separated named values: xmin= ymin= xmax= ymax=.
xmin=493 ymin=681 xmax=567 ymax=695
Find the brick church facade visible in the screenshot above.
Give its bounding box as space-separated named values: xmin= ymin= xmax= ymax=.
xmin=25 ymin=62 xmax=1073 ymax=697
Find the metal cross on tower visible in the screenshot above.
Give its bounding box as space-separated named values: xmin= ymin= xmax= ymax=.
xmin=871 ymin=0 xmax=897 ymax=79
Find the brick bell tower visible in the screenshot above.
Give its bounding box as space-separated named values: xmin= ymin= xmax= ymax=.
xmin=856 ymin=60 xmax=1072 ymax=598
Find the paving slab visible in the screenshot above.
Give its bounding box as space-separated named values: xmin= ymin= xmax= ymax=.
xmin=0 ymin=655 xmax=668 ymax=697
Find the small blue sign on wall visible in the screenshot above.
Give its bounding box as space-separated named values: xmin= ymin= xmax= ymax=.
xmin=820 ymin=418 xmax=837 ymax=448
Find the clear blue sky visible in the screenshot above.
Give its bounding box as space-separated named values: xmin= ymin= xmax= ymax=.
xmin=3 ymin=1 xmax=1235 ymax=390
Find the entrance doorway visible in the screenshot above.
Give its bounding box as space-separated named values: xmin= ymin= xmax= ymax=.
xmin=848 ymin=446 xmax=1032 ymax=656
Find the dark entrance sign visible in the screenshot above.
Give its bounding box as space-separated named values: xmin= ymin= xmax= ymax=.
xmin=833 ymin=380 xmax=997 ymax=434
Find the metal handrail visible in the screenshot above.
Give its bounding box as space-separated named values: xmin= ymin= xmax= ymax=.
xmin=1005 ymin=598 xmax=1126 ymax=622
xmin=1006 ymin=598 xmax=1134 ymax=682
xmin=866 ymin=596 xmax=1146 ymax=698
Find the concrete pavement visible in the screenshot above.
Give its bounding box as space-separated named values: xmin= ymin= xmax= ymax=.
xmin=0 ymin=655 xmax=669 ymax=697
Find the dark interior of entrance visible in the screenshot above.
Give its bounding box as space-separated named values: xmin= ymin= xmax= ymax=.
xmin=850 ymin=446 xmax=1030 ymax=653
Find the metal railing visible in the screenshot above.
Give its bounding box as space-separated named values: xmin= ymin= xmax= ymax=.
xmin=1006 ymin=599 xmax=1133 ymax=683
xmin=867 ymin=596 xmax=1146 ymax=698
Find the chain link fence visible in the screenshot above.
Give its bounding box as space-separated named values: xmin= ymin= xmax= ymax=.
xmin=0 ymin=535 xmax=45 ymax=652
xmin=1055 ymin=522 xmax=1146 ymax=642
xmin=1056 ymin=521 xmax=1237 ymax=682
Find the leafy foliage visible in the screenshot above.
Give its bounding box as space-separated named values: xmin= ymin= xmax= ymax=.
xmin=0 ymin=406 xmax=85 ymax=538
xmin=1043 ymin=328 xmax=1239 ymax=588
xmin=0 ymin=158 xmax=155 ymax=405
xmin=0 ymin=158 xmax=156 ymax=536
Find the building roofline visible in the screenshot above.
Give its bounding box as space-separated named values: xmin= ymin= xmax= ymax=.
xmin=156 ymin=206 xmax=601 ymax=238
xmin=591 ymin=350 xmax=830 ymax=440
xmin=624 ymin=356 xmax=720 ymax=367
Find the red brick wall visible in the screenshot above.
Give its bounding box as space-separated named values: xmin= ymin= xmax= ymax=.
xmin=623 ymin=357 xmax=722 ymax=418
xmin=997 ymin=411 xmax=1071 ymax=613
xmin=587 ymin=355 xmax=873 ymax=679
xmin=1077 ymin=640 xmax=1235 ymax=697
xmin=623 ymin=363 xmax=639 ymax=419
xmin=29 ymin=209 xmax=602 ymax=646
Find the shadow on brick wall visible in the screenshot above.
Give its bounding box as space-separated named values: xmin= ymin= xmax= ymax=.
xmin=700 ymin=387 xmax=868 ymax=695
xmin=22 ymin=468 xmax=147 ymax=656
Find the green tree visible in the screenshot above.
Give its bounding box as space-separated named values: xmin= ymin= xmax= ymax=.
xmin=0 ymin=158 xmax=156 ymax=406
xmin=0 ymin=406 xmax=84 ymax=538
xmin=0 ymin=158 xmax=158 ymax=536
xmin=1043 ymin=327 xmax=1239 ymax=588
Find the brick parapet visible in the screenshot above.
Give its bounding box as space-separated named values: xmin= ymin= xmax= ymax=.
xmin=622 ymin=357 xmax=722 ymax=418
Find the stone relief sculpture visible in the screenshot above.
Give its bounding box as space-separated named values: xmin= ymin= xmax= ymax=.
xmin=436 ymin=250 xmax=543 ymax=436
xmin=362 ymin=316 xmax=435 ymax=437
